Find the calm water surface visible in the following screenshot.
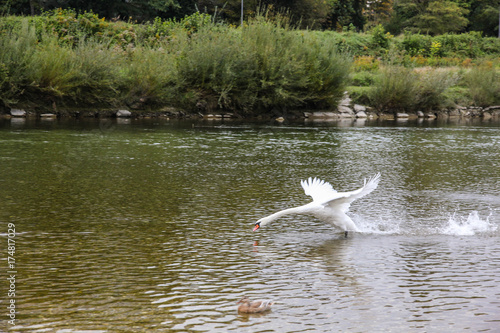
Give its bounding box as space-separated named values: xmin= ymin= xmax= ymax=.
xmin=0 ymin=117 xmax=499 ymax=332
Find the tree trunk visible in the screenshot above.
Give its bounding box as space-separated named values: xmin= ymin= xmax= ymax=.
xmin=30 ymin=0 xmax=35 ymax=16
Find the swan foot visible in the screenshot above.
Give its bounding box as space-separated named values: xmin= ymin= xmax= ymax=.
xmin=344 ymin=231 xmax=348 ymax=238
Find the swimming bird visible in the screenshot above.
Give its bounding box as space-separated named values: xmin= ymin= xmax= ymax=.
xmin=253 ymin=173 xmax=381 ymax=237
xmin=237 ymin=296 xmax=274 ymax=313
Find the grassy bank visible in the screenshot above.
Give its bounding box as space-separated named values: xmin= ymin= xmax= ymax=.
xmin=0 ymin=10 xmax=351 ymax=115
xmin=349 ymin=63 xmax=500 ymax=112
xmin=1 ymin=10 xmax=499 ymax=116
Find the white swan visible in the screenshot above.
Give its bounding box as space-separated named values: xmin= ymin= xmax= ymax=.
xmin=253 ymin=173 xmax=381 ymax=236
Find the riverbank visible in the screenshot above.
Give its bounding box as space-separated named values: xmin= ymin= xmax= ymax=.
xmin=3 ymin=95 xmax=500 ymax=121
xmin=1 ymin=10 xmax=499 ymax=117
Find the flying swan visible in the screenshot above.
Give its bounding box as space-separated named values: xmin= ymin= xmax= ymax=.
xmin=253 ymin=173 xmax=381 ymax=237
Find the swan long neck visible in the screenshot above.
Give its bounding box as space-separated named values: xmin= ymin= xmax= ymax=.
xmin=259 ymin=206 xmax=306 ymax=227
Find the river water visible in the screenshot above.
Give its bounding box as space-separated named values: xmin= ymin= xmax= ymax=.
xmin=0 ymin=117 xmax=499 ymax=332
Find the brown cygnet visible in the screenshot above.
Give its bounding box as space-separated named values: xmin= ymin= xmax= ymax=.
xmin=237 ymin=296 xmax=274 ymax=313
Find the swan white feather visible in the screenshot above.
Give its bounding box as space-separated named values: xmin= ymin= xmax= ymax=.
xmin=254 ymin=173 xmax=381 ymax=235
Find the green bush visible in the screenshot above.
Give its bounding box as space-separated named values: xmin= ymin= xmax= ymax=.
xmin=369 ymin=66 xmax=458 ymax=112
xmin=353 ymin=56 xmax=380 ymax=72
xmin=0 ymin=20 xmax=38 ymax=105
xmin=174 ymin=17 xmax=351 ymax=112
xmin=347 ymin=86 xmax=371 ymax=106
xmin=401 ymin=32 xmax=432 ymax=57
xmin=0 ymin=19 xmax=121 ymax=107
xmin=120 ymin=46 xmax=179 ymax=107
xmin=314 ymin=30 xmax=372 ymax=56
xmin=24 ymin=39 xmax=120 ymax=106
xmin=414 ymin=69 xmax=458 ymax=111
xmin=174 ymin=25 xmax=249 ymax=110
xmin=463 ymin=66 xmax=500 ymax=107
xmin=139 ymin=12 xmax=212 ymax=45
xmin=350 ymin=71 xmax=376 ymax=86
xmin=369 ymin=66 xmax=418 ymax=112
xmin=433 ymin=32 xmax=500 ymax=58
xmin=0 ymin=13 xmax=352 ymax=113
xmin=370 ymin=24 xmax=392 ymax=49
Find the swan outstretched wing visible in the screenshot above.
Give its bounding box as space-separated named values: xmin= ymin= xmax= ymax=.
xmin=301 ymin=177 xmax=337 ymax=203
xmin=323 ymin=173 xmax=381 ymax=212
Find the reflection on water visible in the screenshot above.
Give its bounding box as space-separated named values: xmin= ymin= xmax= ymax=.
xmin=0 ymin=117 xmax=499 ymax=332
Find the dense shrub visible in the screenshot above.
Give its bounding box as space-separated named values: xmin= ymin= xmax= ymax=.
xmin=401 ymin=33 xmax=433 ymax=57
xmin=368 ymin=66 xmax=457 ymax=112
xmin=370 ymin=24 xmax=392 ymax=49
xmin=463 ymin=65 xmax=500 ymax=107
xmin=0 ymin=21 xmax=37 ymax=105
xmin=353 ymin=56 xmax=380 ymax=72
xmin=175 ymin=18 xmax=351 ymax=112
xmin=413 ymin=68 xmax=458 ymax=111
xmin=0 ymin=13 xmax=351 ymax=113
xmin=369 ymin=66 xmax=418 ymax=112
xmin=350 ymin=71 xmax=376 ymax=87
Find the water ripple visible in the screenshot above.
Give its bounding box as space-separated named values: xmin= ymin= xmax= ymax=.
xmin=1 ymin=120 xmax=499 ymax=332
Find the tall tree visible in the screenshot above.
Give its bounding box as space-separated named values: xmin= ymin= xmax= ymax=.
xmin=1 ymin=0 xmax=33 ymax=15
xmin=195 ymin=0 xmax=330 ymax=28
xmin=272 ymin=0 xmax=330 ymax=28
xmin=1 ymin=0 xmax=184 ymax=21
xmin=324 ymin=0 xmax=367 ymax=31
xmin=416 ymin=1 xmax=469 ymax=35
xmin=364 ymin=0 xmax=393 ymax=28
xmin=386 ymin=0 xmax=471 ymax=35
xmin=467 ymin=0 xmax=499 ymax=36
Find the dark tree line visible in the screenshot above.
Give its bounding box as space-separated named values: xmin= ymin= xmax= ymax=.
xmin=1 ymin=0 xmax=498 ymax=36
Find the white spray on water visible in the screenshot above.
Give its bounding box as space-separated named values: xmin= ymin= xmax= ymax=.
xmin=440 ymin=211 xmax=497 ymax=236
xmin=353 ymin=210 xmax=497 ymax=236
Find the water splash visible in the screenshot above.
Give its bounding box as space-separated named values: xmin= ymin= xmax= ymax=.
xmin=353 ymin=210 xmax=498 ymax=236
xmin=355 ymin=214 xmax=402 ymax=235
xmin=440 ymin=211 xmax=497 ymax=236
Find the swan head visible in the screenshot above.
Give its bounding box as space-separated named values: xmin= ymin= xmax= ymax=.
xmin=253 ymin=221 xmax=261 ymax=232
xmin=253 ymin=216 xmax=273 ymax=231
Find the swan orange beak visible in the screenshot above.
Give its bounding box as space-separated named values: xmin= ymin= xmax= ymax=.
xmin=253 ymin=222 xmax=261 ymax=232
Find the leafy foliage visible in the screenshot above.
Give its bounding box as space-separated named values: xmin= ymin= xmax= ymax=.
xmin=387 ymin=0 xmax=498 ymax=36
xmin=415 ymin=1 xmax=469 ymax=35
xmin=175 ymin=16 xmax=351 ymax=112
